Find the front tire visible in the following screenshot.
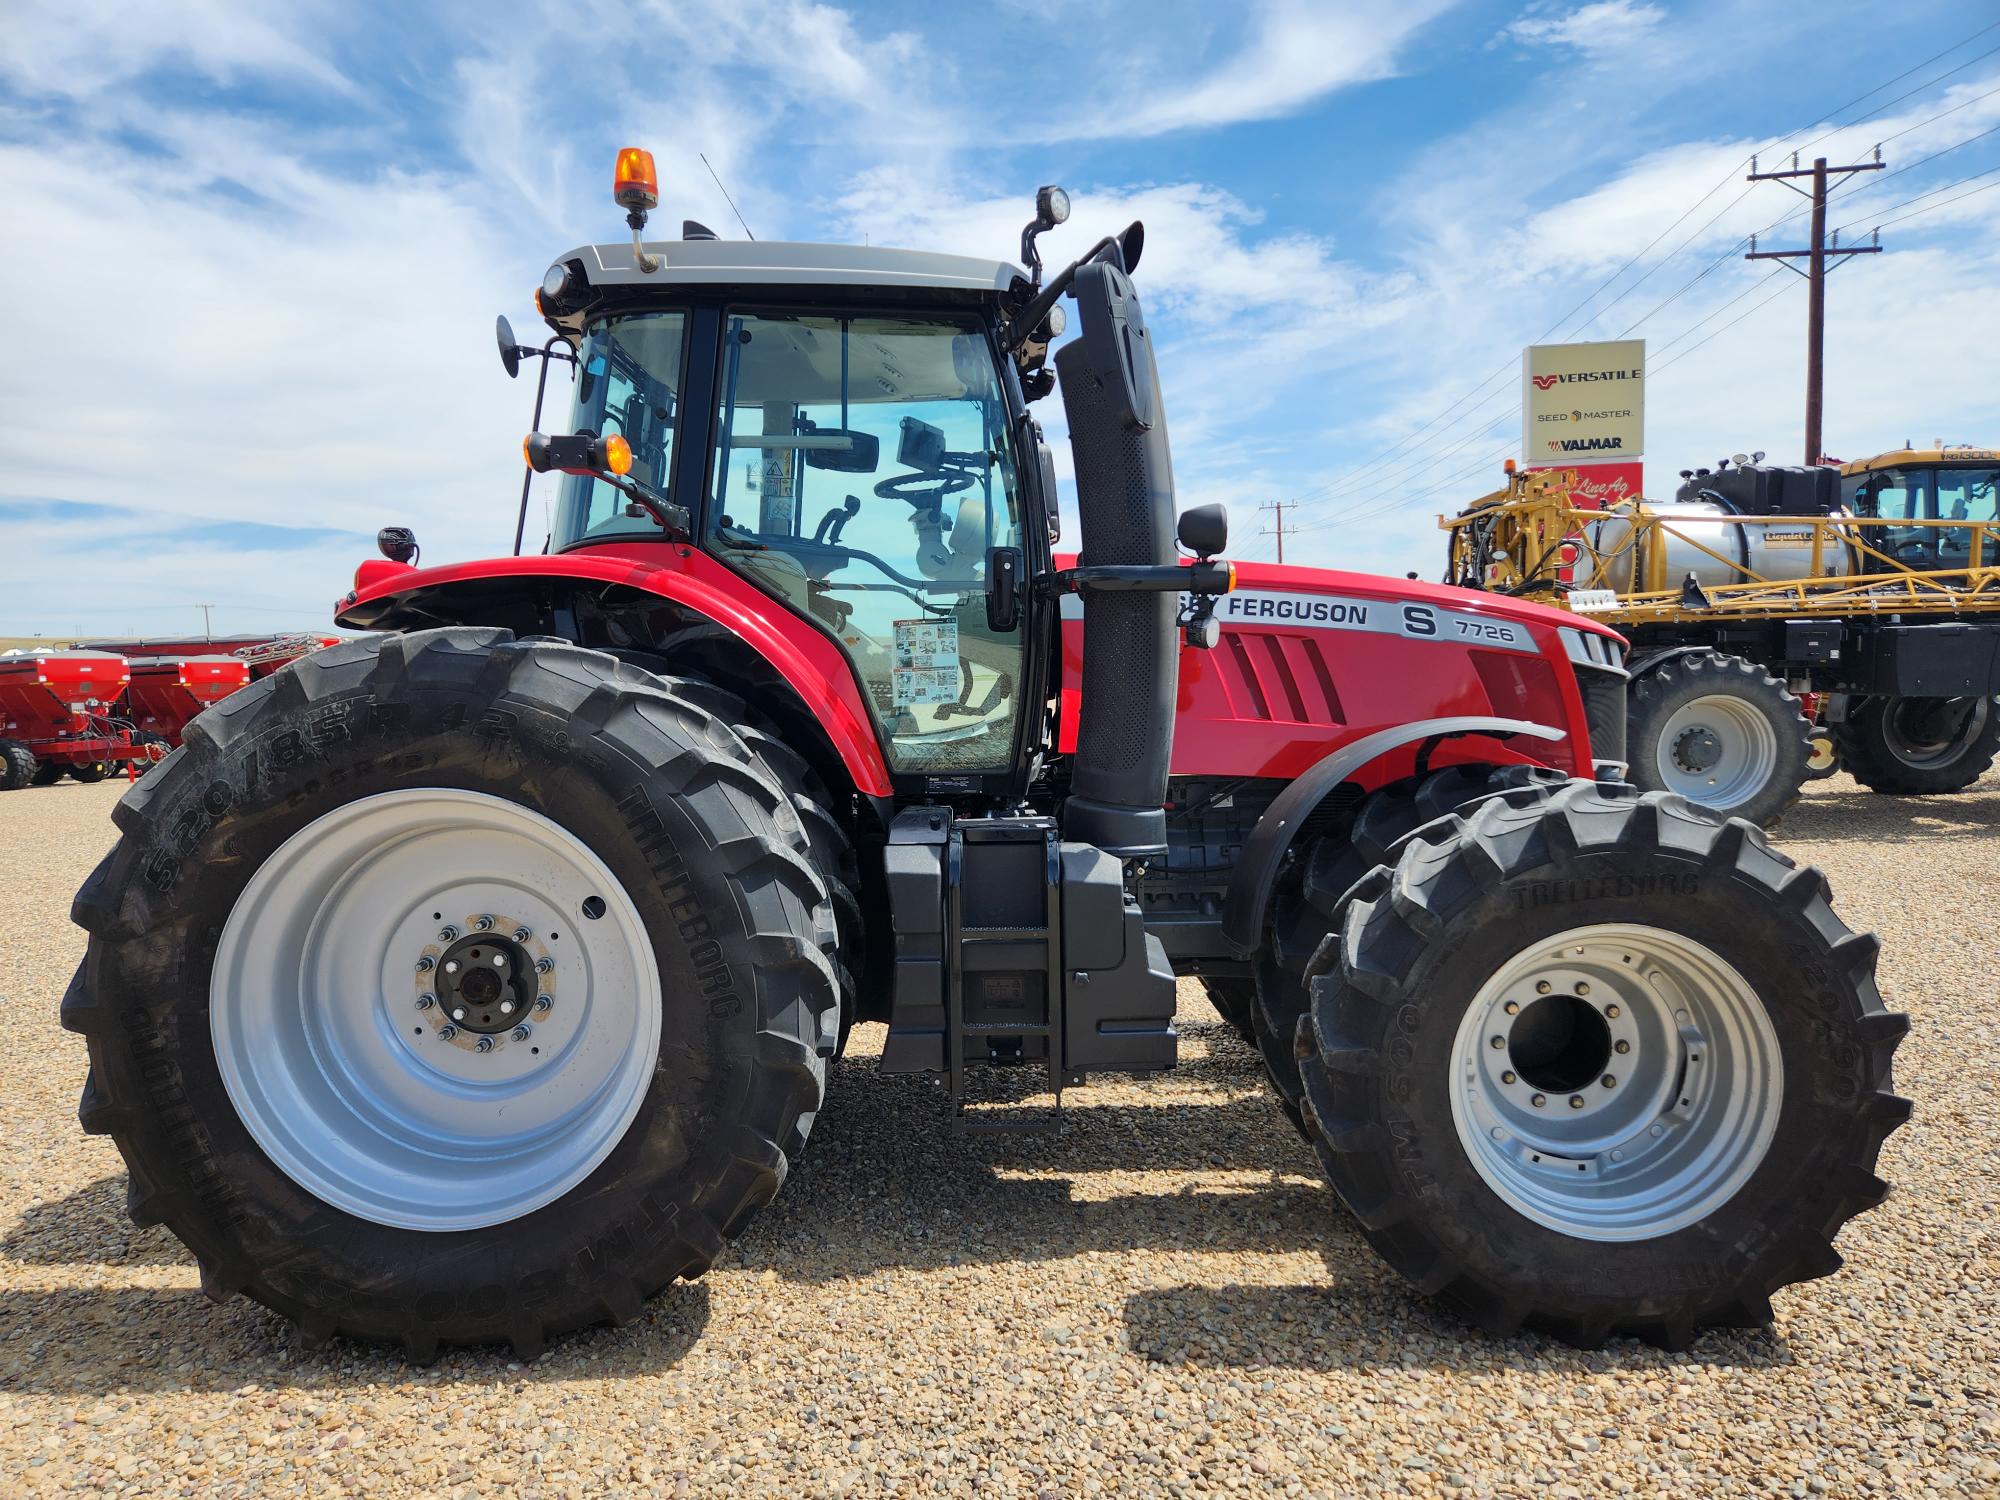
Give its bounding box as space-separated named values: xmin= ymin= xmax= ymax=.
xmin=1626 ymin=652 xmax=1809 ymax=827
xmin=65 ymin=628 xmax=837 ymax=1358
xmin=1834 ymin=694 xmax=2000 ymax=795
xmin=1296 ymin=780 xmax=1910 ymax=1348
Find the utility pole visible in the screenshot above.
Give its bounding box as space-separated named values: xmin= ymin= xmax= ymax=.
xmin=1746 ymin=150 xmax=1884 ymax=465
xmin=1259 ymin=499 xmax=1296 ymax=565
xmin=197 ymin=603 xmax=213 ymax=641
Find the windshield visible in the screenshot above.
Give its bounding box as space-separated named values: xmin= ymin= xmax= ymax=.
xmin=1845 ymin=465 xmax=2000 ymax=568
xmin=704 ymin=311 xmax=1027 ymax=775
xmin=551 ymin=312 xmax=688 ymax=548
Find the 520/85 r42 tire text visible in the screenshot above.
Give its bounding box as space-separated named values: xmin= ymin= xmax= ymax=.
xmin=63 ymin=627 xmax=838 ymax=1360
xmin=1296 ymin=779 xmax=1911 ymax=1349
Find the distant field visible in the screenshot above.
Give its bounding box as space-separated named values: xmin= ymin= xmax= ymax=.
xmin=0 ymin=636 xmax=72 ymax=651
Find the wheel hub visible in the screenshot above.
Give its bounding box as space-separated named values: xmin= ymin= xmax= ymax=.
xmin=1671 ymin=725 xmax=1723 ymax=774
xmin=211 ymin=789 xmax=661 ymax=1232
xmin=1450 ymin=925 xmax=1783 ymax=1241
xmin=432 ymin=927 xmax=537 ymax=1036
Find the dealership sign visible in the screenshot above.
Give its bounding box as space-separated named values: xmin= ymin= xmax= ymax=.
xmin=1522 ymin=340 xmax=1645 ymax=465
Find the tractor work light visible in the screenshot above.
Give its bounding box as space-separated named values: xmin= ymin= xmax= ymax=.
xmin=1036 ymin=185 xmax=1071 ymax=227
xmin=614 ymin=148 xmax=659 ymax=212
xmin=541 ymin=263 xmax=572 ymax=302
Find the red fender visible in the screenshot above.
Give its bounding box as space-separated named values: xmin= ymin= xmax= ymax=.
xmin=335 ymin=544 xmax=893 ymax=796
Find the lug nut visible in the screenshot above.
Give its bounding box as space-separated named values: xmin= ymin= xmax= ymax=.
xmin=492 ymin=953 xmax=507 ymax=967
xmin=1574 ymin=981 xmax=1591 ymax=996
xmin=444 ymin=960 xmax=460 ymax=975
xmin=1530 ymin=1093 xmax=1547 ymax=1108
xmin=1604 ymin=1004 xmax=1621 ymax=1019
xmin=476 ymin=1036 xmax=494 ymax=1053
xmin=416 ymin=993 xmax=435 ymax=1010
xmin=1501 ymin=1070 xmax=1517 ymax=1085
xmin=452 ymin=1008 xmax=466 ymax=1022
xmin=512 ymin=1024 xmax=532 ymax=1042
xmin=1614 ymin=1040 xmax=1631 ymax=1054
xmin=533 ymin=995 xmax=552 ymax=1013
xmin=475 ymin=914 xmax=495 ymax=931
xmin=513 ymin=926 xmax=532 ymax=943
xmin=535 ymin=957 xmax=555 ymax=974
xmin=500 ymin=1000 xmax=515 ymax=1016
xmin=439 ymin=925 xmax=458 ymax=942
xmin=1503 ymin=1001 xmax=1519 ymax=1015
xmin=1601 ymin=1074 xmax=1617 ymax=1088
xmin=415 ymin=955 xmax=435 ymax=973
xmin=1490 ymin=1035 xmax=1505 ymax=1049
xmin=438 ymin=1023 xmax=458 ymax=1040
xmin=1535 ymin=980 xmax=1551 ymax=994
xmin=1569 ymin=1094 xmax=1586 ymax=1109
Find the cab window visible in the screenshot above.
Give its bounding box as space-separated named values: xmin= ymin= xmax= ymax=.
xmin=552 ymin=312 xmax=687 ymax=547
xmin=704 ymin=312 xmax=1025 ymax=777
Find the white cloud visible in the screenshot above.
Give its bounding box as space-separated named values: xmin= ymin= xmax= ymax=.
xmin=1045 ymin=0 xmax=1460 ymax=140
xmin=0 ymin=0 xmax=351 ymax=99
xmin=1499 ymin=1 xmax=1665 ymax=57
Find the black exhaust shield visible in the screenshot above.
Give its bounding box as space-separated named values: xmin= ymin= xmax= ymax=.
xmin=1056 ymin=259 xmax=1177 ymax=857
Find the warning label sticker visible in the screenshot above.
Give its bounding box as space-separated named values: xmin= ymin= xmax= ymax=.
xmin=893 ymin=618 xmax=961 ymax=706
xmin=893 ymin=617 xmax=959 ymax=670
xmin=892 ymin=667 xmax=961 ymax=706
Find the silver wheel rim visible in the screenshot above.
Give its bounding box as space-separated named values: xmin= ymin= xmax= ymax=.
xmin=1656 ymin=693 xmax=1779 ymax=809
xmin=1449 ymin=923 xmax=1782 ymax=1241
xmin=1882 ymin=696 xmax=1986 ymax=768
xmin=211 ymin=788 xmax=662 ymax=1232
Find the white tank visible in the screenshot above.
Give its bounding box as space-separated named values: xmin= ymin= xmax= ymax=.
xmin=1585 ymin=502 xmax=1854 ymax=593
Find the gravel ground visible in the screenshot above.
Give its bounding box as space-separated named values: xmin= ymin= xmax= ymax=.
xmin=1 ymin=772 xmax=1996 ymax=1499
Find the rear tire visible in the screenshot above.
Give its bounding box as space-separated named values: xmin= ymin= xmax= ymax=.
xmin=1834 ymin=694 xmax=2000 ymax=795
xmin=1296 ymin=779 xmax=1909 ymax=1348
xmin=68 ymin=760 xmax=111 ymax=783
xmin=65 ymin=627 xmax=837 ymax=1358
xmin=0 ymin=740 xmax=35 ymax=790
xmin=1625 ymin=652 xmax=1809 ymax=827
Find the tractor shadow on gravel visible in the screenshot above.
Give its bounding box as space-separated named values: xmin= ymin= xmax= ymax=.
xmin=749 ymin=1023 xmax=1798 ymax=1374
xmin=0 ymin=1279 xmax=714 ymax=1397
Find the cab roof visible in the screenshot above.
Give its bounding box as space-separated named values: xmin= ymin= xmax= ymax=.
xmin=553 ymin=238 xmax=1027 ymax=296
xmin=1840 ymin=445 xmax=2000 ymax=475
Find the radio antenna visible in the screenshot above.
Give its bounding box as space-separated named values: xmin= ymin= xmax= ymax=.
xmin=700 ymin=153 xmax=755 ymax=241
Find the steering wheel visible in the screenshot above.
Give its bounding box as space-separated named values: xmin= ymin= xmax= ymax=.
xmin=873 ymin=470 xmax=976 ymax=508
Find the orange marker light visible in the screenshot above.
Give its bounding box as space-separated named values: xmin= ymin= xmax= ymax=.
xmin=600 ymin=434 xmax=633 ymax=475
xmin=1223 ymin=561 xmax=1238 ymax=593
xmin=1503 ymin=457 xmax=1518 ymax=475
xmin=614 ymin=148 xmax=659 ymax=212
xmin=522 ymin=435 xmax=536 ymax=467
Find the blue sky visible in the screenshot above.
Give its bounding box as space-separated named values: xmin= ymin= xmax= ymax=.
xmin=2 ymin=0 xmax=1997 ymax=636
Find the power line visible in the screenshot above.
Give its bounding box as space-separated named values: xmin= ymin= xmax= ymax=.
xmin=1281 ymin=24 xmax=2000 ymax=528
xmin=1258 ymin=498 xmax=1299 ymax=564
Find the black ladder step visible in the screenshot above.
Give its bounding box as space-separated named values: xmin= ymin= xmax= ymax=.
xmin=958 ymin=1021 xmax=1051 ymax=1035
xmin=959 ymin=925 xmax=1048 ymax=940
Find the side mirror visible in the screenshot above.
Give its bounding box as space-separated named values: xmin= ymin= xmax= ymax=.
xmin=802 ymin=427 xmax=882 ymax=473
xmin=496 ymin=315 xmax=522 ymax=379
xmin=1177 ymin=503 xmax=1227 ymax=558
xmin=1118 ymin=220 xmax=1145 ymax=274
xmin=985 ymin=546 xmax=1024 ymax=632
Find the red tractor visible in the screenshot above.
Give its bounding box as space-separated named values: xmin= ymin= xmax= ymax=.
xmin=66 ymin=155 xmax=1909 ymax=1360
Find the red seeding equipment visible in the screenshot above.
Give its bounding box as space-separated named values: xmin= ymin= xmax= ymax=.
xmin=0 ymin=650 xmax=150 ymax=789
xmin=124 ymin=656 xmax=253 ymax=749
